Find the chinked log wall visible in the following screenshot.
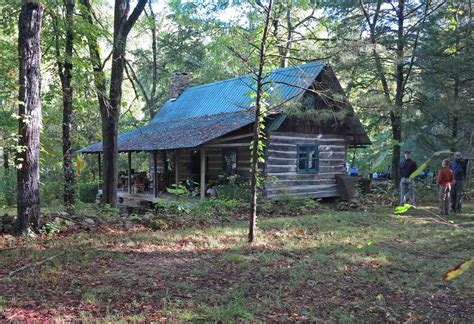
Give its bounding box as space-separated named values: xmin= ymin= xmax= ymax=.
xmin=265 ymin=132 xmax=347 ymax=200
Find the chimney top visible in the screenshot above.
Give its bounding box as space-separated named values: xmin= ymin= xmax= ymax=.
xmin=170 ymin=72 xmax=190 ymax=99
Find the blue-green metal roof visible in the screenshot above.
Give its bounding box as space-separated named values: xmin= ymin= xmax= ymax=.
xmin=150 ymin=61 xmax=325 ymax=124
xmin=80 ymin=62 xmax=326 ymax=153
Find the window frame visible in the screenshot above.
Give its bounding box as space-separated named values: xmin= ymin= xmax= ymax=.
xmin=297 ymin=144 xmax=320 ymax=173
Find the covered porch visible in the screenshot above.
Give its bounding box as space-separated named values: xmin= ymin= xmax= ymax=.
xmin=92 ymin=148 xmax=209 ymax=202
xmin=87 ymin=130 xmax=253 ymax=205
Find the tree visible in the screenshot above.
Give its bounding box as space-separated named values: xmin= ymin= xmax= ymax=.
xmin=15 ymin=0 xmax=44 ymax=234
xmin=412 ymin=1 xmax=474 ymax=153
xmin=80 ymin=0 xmax=147 ymax=207
xmin=324 ymin=0 xmax=444 ymax=185
xmin=53 ymin=0 xmax=76 ymax=207
xmin=248 ymin=0 xmax=274 ymax=243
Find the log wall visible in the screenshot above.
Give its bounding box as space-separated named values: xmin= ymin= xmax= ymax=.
xmin=265 ymin=132 xmax=347 ymax=200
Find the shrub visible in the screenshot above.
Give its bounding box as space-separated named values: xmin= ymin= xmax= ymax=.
xmin=78 ymin=182 xmax=100 ymax=203
xmin=216 ymin=175 xmax=251 ymax=201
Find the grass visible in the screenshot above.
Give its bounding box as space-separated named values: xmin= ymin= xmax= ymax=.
xmin=0 ymin=202 xmax=473 ymax=321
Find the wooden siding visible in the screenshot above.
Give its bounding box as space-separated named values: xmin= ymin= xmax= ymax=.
xmin=265 ymin=132 xmax=347 ymax=199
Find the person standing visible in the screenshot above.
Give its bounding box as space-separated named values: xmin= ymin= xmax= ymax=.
xmin=400 ymin=151 xmax=418 ymax=205
xmin=437 ymin=159 xmax=453 ymax=215
xmin=450 ymin=152 xmax=469 ymax=213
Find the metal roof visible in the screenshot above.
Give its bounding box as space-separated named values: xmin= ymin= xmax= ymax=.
xmin=150 ymin=61 xmax=325 ymax=123
xmin=80 ymin=62 xmax=326 ymax=153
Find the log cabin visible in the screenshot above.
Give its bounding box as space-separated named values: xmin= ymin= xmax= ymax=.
xmin=79 ymin=61 xmax=371 ymax=201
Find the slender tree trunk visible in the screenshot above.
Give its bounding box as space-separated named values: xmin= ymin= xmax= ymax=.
xmin=147 ymin=1 xmax=158 ymax=118
xmin=15 ymin=1 xmax=44 ymax=235
xmin=451 ymin=74 xmax=459 ymax=152
xmin=279 ymin=9 xmax=292 ymax=68
xmin=3 ymin=148 xmax=8 ymax=176
xmin=249 ymin=0 xmax=273 ymax=243
xmin=57 ymin=0 xmax=76 ymax=207
xmin=390 ymin=0 xmax=404 ymax=187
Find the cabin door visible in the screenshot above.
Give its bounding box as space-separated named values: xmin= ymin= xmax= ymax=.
xmin=190 ymin=150 xmax=201 ymax=181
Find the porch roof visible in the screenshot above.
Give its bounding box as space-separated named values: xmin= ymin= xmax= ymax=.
xmin=79 ymin=110 xmax=255 ymax=153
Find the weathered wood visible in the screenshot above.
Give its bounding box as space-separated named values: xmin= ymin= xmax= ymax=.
xmin=266 ymin=183 xmax=338 ymax=191
xmin=175 ymin=150 xmax=179 ymax=185
xmin=266 ymin=165 xmax=345 ymax=174
xmin=267 ymin=157 xmax=345 ymax=166
xmin=267 ymin=189 xmax=339 ymax=200
xmin=265 ymin=172 xmax=341 ymax=179
xmin=265 ymin=178 xmax=335 ymax=187
xmin=127 ymin=152 xmax=132 ymax=193
xmin=269 ymin=132 xmax=345 ymax=140
xmin=97 ymin=153 xmax=101 ymax=179
xmin=210 ymin=133 xmax=253 ymax=143
xmin=269 ymin=139 xmax=346 ymax=146
xmin=200 ymin=148 xmax=206 ymax=200
xmin=268 ymin=144 xmax=346 ymax=152
xmin=153 ymin=151 xmax=158 ymax=197
xmin=268 ymin=150 xmax=345 ymax=159
xmin=203 ymin=142 xmax=250 ymax=148
xmin=264 ymin=132 xmax=348 ymax=200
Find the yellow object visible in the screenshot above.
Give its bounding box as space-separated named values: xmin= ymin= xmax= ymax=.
xmin=443 ymin=259 xmax=474 ymax=281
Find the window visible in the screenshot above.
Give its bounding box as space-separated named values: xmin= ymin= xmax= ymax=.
xmin=297 ymin=144 xmax=319 ymax=173
xmin=223 ymin=148 xmax=237 ymax=175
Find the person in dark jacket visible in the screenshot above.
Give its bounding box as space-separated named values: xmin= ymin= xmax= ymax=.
xmin=450 ymin=152 xmax=469 ymax=213
xmin=400 ymin=151 xmax=418 ymax=205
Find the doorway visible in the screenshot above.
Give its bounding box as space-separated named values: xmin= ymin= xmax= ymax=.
xmin=190 ymin=150 xmax=201 ymax=181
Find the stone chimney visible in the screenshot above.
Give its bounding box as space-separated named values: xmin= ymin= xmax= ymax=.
xmin=169 ymin=72 xmax=190 ymax=99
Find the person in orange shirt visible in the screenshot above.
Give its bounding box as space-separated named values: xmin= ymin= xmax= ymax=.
xmin=437 ymin=159 xmax=454 ymax=215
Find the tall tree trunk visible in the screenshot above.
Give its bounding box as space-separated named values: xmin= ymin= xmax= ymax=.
xmin=147 ymin=1 xmax=158 ymax=118
xmin=451 ymin=76 xmax=459 ymax=152
xmin=56 ymin=0 xmax=76 ymax=207
xmin=15 ymin=1 xmax=44 ymax=235
xmin=391 ymin=0 xmax=404 ymax=187
xmin=80 ymin=0 xmax=146 ymax=207
xmin=249 ymin=0 xmax=273 ymax=243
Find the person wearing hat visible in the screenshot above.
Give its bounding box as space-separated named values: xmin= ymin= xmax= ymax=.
xmin=400 ymin=150 xmax=418 ymax=205
xmin=450 ymin=152 xmax=469 ymax=213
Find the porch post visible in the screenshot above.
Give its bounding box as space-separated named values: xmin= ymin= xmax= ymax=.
xmin=127 ymin=152 xmax=132 ymax=193
xmin=175 ymin=149 xmax=179 ymax=186
xmin=200 ymin=148 xmax=206 ymax=200
xmin=98 ymin=152 xmax=102 ymax=191
xmin=153 ymin=151 xmax=158 ymax=197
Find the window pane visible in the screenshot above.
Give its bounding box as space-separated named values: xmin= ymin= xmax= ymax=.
xmin=308 ymin=148 xmax=316 ymax=160
xmin=298 ymin=158 xmax=307 ymax=170
xmin=309 ymin=158 xmax=317 ymax=170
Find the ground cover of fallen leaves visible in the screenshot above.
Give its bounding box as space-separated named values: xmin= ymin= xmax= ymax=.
xmin=1 ymin=203 xmax=473 ymax=322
